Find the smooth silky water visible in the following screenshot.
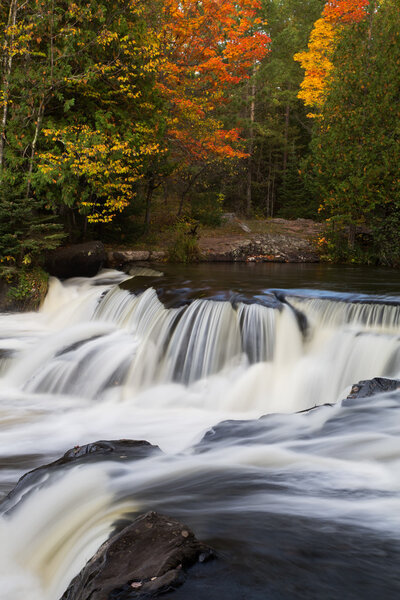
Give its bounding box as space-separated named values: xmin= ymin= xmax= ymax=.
xmin=1 ymin=264 xmax=400 ymax=599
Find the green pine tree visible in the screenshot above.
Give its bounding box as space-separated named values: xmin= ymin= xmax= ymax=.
xmin=311 ymin=0 xmax=400 ymax=264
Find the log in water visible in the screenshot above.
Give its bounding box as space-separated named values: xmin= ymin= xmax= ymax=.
xmin=0 ymin=265 xmax=400 ymax=599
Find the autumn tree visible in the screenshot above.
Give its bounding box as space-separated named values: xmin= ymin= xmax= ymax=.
xmin=35 ymin=1 xmax=166 ymax=226
xmin=152 ymin=0 xmax=271 ymax=216
xmin=310 ymin=0 xmax=400 ymax=264
xmin=294 ymin=0 xmax=369 ymax=115
xmin=211 ymin=0 xmax=325 ymax=217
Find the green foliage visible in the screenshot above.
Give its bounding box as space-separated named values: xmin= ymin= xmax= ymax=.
xmin=0 ymin=180 xmax=64 ymax=267
xmin=191 ymin=192 xmax=224 ymax=227
xmin=311 ymin=0 xmax=400 ymax=265
xmin=3 ymin=267 xmax=48 ymax=310
xmin=217 ymin=0 xmax=325 ymax=216
xmin=277 ymin=152 xmax=318 ymax=219
xmin=0 ymin=0 xmax=166 ymax=244
xmin=168 ymin=220 xmax=201 ymax=264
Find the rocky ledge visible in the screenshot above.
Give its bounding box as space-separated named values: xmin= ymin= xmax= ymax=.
xmin=198 ymin=232 xmax=319 ymax=263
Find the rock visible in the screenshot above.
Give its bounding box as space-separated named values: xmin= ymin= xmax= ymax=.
xmin=344 ymin=377 xmax=400 ymax=404
xmin=45 ymin=241 xmax=106 ymax=279
xmin=109 ymin=251 xmax=151 ymax=268
xmin=1 ymin=440 xmax=160 ymax=514
xmin=149 ymin=251 xmax=166 ymax=262
xmin=199 ymin=233 xmax=319 ymax=263
xmin=60 ymin=511 xmax=215 ymax=600
xmin=221 ymin=212 xmax=236 ymax=223
xmin=128 ymin=266 xmax=163 ymax=278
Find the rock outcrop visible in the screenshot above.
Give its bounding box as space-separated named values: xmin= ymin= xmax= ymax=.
xmin=107 ymin=250 xmax=166 ymax=268
xmin=45 ymin=241 xmax=106 ymax=278
xmin=199 ymin=233 xmax=319 ymax=263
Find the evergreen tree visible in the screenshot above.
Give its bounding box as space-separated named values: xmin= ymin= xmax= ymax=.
xmin=311 ymin=0 xmax=400 ymax=264
xmin=216 ymin=0 xmax=325 ymax=217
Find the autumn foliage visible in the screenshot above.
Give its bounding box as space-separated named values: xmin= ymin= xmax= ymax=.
xmin=295 ymin=0 xmax=369 ymax=114
xmin=323 ymin=0 xmax=370 ymax=24
xmin=0 ymin=0 xmax=269 ymax=227
xmin=157 ymin=0 xmax=270 ymax=162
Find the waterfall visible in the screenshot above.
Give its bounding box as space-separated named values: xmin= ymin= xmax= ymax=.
xmin=1 ymin=269 xmax=400 ymax=600
xmin=3 ymin=276 xmax=400 ymax=411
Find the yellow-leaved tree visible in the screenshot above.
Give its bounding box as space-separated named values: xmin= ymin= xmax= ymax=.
xmin=294 ymin=1 xmax=369 ymax=117
xmin=35 ymin=1 xmax=166 ymax=225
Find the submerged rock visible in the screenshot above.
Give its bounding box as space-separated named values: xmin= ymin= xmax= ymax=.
xmin=345 ymin=377 xmax=400 ymax=404
xmin=60 ymin=511 xmax=215 ymax=600
xmin=1 ymin=440 xmax=160 ymax=513
xmin=45 ymin=241 xmax=106 ymax=279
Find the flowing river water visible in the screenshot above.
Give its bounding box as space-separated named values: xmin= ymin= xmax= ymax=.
xmin=1 ymin=263 xmax=400 ymax=599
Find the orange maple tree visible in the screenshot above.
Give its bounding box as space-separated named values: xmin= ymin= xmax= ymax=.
xmin=323 ymin=0 xmax=369 ymax=24
xmin=157 ymin=0 xmax=271 ymax=162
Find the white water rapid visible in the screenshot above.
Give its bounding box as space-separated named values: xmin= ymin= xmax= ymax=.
xmin=1 ymin=268 xmax=400 ymax=600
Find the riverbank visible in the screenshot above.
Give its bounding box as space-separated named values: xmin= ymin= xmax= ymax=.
xmin=0 ymin=218 xmax=322 ymax=312
xmin=107 ymin=217 xmax=322 ymax=266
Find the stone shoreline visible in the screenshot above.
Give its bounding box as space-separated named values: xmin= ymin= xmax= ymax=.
xmin=107 ymin=232 xmax=320 ymax=267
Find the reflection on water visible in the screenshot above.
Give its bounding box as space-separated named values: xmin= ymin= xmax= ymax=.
xmin=122 ymin=262 xmax=400 ymax=303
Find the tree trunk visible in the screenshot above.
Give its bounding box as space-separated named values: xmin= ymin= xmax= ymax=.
xmin=177 ymin=167 xmax=204 ymax=216
xmin=144 ymin=177 xmax=155 ymax=232
xmin=246 ymin=65 xmax=256 ymax=216
xmin=0 ymin=0 xmax=18 ymax=179
xmin=283 ymin=102 xmax=290 ymax=174
xmin=348 ymin=224 xmax=356 ymax=249
xmin=271 ymin=164 xmax=276 ymax=217
xmin=266 ymin=149 xmax=272 ymax=217
xmin=26 ymin=97 xmax=45 ymax=199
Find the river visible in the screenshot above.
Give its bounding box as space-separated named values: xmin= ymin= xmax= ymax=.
xmin=0 ymin=263 xmax=400 ymax=599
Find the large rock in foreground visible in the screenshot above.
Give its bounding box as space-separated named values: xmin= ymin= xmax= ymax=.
xmin=60 ymin=511 xmax=215 ymax=600
xmin=45 ymin=241 xmax=106 ymax=278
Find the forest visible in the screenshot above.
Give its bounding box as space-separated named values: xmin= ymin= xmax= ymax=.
xmin=0 ymin=0 xmax=399 ymax=286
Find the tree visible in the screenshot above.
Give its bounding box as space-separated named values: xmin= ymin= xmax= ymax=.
xmin=154 ymin=0 xmax=271 ymax=215
xmin=213 ymin=0 xmax=325 ymax=217
xmin=310 ymin=0 xmax=400 ymax=264
xmin=294 ymin=0 xmax=369 ymax=116
xmin=0 ymin=1 xmax=167 ymax=234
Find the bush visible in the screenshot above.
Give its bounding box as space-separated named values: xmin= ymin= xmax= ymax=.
xmin=168 ymin=220 xmax=201 ymax=263
xmin=1 ymin=267 xmax=49 ymax=311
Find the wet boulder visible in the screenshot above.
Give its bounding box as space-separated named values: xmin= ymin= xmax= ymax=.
xmin=1 ymin=440 xmax=160 ymax=514
xmin=45 ymin=241 xmax=106 ymax=279
xmin=60 ymin=511 xmax=215 ymax=600
xmin=344 ymin=377 xmax=400 ymax=405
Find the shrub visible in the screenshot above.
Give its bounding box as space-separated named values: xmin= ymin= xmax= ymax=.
xmin=168 ymin=220 xmax=201 ymax=263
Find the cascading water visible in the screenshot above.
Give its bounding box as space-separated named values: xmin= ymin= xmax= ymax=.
xmin=1 ymin=266 xmax=400 ymax=600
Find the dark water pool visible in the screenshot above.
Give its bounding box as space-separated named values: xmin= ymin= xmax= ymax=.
xmin=122 ymin=262 xmax=400 ymax=306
